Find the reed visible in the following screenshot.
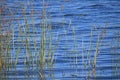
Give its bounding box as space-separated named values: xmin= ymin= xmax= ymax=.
xmin=38 ymin=0 xmax=54 ymax=79
xmin=4 ymin=32 xmax=11 ymax=74
xmin=0 ymin=37 xmax=3 ymax=72
xmin=31 ymin=7 xmax=37 ymax=72
xmin=47 ymin=24 xmax=54 ymax=68
xmin=0 ymin=34 xmax=10 ymax=79
xmin=21 ymin=6 xmax=33 ymax=79
xmin=86 ymin=26 xmax=106 ymax=79
xmin=14 ymin=47 xmax=20 ymax=79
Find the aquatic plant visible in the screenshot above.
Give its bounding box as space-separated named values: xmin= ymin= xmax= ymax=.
xmin=0 ymin=30 xmax=11 ymax=79
xmin=86 ymin=26 xmax=107 ymax=79
xmin=38 ymin=0 xmax=55 ymax=79
xmin=0 ymin=7 xmax=11 ymax=76
xmin=2 ymin=0 xmax=120 ymax=80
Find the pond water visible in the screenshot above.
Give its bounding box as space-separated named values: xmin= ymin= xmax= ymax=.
xmin=0 ymin=0 xmax=120 ymax=80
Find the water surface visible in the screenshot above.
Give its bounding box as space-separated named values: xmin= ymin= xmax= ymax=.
xmin=0 ymin=0 xmax=120 ymax=80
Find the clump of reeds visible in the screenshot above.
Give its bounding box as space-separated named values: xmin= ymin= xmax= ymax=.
xmin=86 ymin=26 xmax=106 ymax=79
xmin=0 ymin=0 xmax=55 ymax=79
xmin=0 ymin=29 xmax=11 ymax=79
xmin=37 ymin=0 xmax=55 ymax=79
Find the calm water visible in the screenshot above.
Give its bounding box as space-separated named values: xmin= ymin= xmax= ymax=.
xmin=0 ymin=0 xmax=120 ymax=80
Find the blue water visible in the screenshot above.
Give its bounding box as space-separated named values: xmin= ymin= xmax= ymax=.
xmin=0 ymin=0 xmax=120 ymax=80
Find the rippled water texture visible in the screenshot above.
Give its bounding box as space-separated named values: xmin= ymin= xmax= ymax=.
xmin=0 ymin=0 xmax=120 ymax=80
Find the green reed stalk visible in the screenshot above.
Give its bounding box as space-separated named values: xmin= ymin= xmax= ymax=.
xmin=14 ymin=47 xmax=20 ymax=80
xmin=38 ymin=1 xmax=47 ymax=79
xmin=47 ymin=24 xmax=55 ymax=80
xmin=39 ymin=23 xmax=46 ymax=69
xmin=25 ymin=19 xmax=31 ymax=79
xmin=5 ymin=35 xmax=10 ymax=71
xmin=47 ymin=24 xmax=54 ymax=68
xmin=22 ymin=7 xmax=30 ymax=79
